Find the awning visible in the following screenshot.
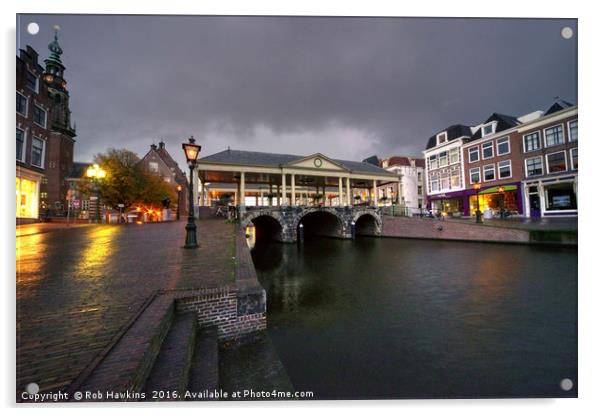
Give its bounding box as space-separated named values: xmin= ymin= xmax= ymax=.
xmin=479 ymin=184 xmax=517 ymax=195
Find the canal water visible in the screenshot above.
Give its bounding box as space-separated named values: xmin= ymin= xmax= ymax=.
xmin=250 ymin=237 xmax=577 ymax=399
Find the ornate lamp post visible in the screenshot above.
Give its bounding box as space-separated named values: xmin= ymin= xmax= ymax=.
xmin=473 ymin=182 xmax=483 ymax=224
xmin=86 ymin=163 xmax=106 ymax=223
xmin=176 ymin=184 xmax=182 ymax=221
xmin=182 ymin=136 xmax=201 ymax=248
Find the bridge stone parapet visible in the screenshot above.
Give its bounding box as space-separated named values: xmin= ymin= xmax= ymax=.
xmin=240 ymin=206 xmax=382 ymax=243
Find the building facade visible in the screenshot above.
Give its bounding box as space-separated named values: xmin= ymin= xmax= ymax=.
xmin=16 ymin=31 xmax=76 ymax=222
xmin=423 ymin=101 xmax=577 ymax=218
xmin=16 ymin=46 xmax=53 ymax=222
xmin=378 ymin=156 xmax=426 ymax=214
xmin=139 ymin=141 xmax=189 ymax=218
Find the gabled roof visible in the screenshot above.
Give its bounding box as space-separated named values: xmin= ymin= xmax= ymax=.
xmin=544 ymin=100 xmax=574 ymax=116
xmin=199 ymin=149 xmax=392 ymax=174
xmin=469 ymin=113 xmax=520 ymax=142
xmin=426 ymin=124 xmax=472 ymax=150
xmin=362 ymin=155 xmax=381 ymax=166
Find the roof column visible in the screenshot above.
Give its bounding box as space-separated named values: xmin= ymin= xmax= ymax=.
xmin=346 ymin=177 xmax=351 ymax=206
xmin=239 ymin=171 xmax=246 ymax=207
xmin=398 ymin=175 xmax=403 ymax=205
xmin=373 ymin=180 xmax=378 ymax=207
xmin=338 ymin=177 xmax=343 ymax=206
xmin=291 ymin=174 xmax=296 ymax=206
xmin=281 ymin=173 xmax=287 ymax=205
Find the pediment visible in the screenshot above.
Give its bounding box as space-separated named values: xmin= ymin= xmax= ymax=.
xmin=285 ymin=153 xmax=348 ymax=172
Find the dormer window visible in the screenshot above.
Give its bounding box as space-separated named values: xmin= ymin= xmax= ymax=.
xmin=437 ymin=132 xmax=447 ymax=145
xmin=481 ymin=122 xmax=496 ymax=137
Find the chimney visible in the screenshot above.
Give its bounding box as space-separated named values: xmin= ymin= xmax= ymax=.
xmin=150 ymin=143 xmax=157 ymax=150
xmin=159 ymin=141 xmax=165 ymax=149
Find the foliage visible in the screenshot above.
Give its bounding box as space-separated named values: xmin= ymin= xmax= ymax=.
xmin=84 ymin=148 xmax=176 ymax=211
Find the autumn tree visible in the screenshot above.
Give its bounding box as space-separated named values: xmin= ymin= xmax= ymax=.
xmin=88 ymin=148 xmax=176 ymax=211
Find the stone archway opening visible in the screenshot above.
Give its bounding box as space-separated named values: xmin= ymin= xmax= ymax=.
xmin=250 ymin=215 xmax=284 ymax=242
xmin=299 ymin=211 xmax=343 ymax=239
xmin=355 ymin=213 xmax=379 ymax=236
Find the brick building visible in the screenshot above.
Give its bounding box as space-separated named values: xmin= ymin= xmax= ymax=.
xmin=16 ymin=46 xmax=53 ymax=222
xmin=16 ymin=30 xmax=76 ymax=222
xmin=139 ymin=141 xmax=189 ymax=218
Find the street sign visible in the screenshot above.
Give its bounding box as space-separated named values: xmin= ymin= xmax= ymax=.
xmin=117 ymin=203 xmax=125 ymax=208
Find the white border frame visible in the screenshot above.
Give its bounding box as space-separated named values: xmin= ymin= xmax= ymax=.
xmin=497 ymin=159 xmax=512 ymax=179
xmin=522 ymin=130 xmax=542 ymax=153
xmin=30 ymin=136 xmax=46 ymax=169
xmin=468 ymin=145 xmax=480 ymax=163
xmin=32 ymin=104 xmax=47 ymax=129
xmin=524 ymin=155 xmax=544 ymax=178
xmin=496 ymin=136 xmax=511 ymax=156
xmin=16 ymin=90 xmax=28 ymax=117
xmin=567 ymin=119 xmax=578 ymax=142
xmin=483 ymin=163 xmax=496 ymax=182
xmin=570 ymin=147 xmax=578 ymax=170
xmin=16 ymin=127 xmax=27 ymax=163
xmin=469 ymin=166 xmax=481 ymax=184
xmin=481 ymin=141 xmax=494 ymax=160
xmin=436 ymin=131 xmax=447 ymax=145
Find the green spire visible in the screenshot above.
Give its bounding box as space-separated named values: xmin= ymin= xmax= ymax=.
xmin=46 ymin=25 xmax=63 ymax=65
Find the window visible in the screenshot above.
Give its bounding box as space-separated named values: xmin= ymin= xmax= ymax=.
xmin=417 ymin=185 xmax=423 ymax=195
xmin=568 ymin=120 xmax=578 ymax=142
xmin=497 ymin=137 xmax=510 ymax=155
xmin=149 ymin=161 xmax=159 ymax=172
xmin=417 ymin=172 xmax=422 ymax=182
xmin=16 ymin=129 xmax=25 ymax=161
xmin=570 ymin=148 xmax=578 ymax=170
xmin=33 ymin=105 xmax=46 ymax=128
xmin=482 ymin=142 xmax=494 ymax=159
xmin=481 ymin=122 xmax=495 ymax=137
xmin=525 ymin=156 xmax=543 ymax=177
xmin=449 ymin=148 xmax=459 ymax=164
xmin=31 ymin=137 xmax=44 ymax=168
xmin=440 ymin=170 xmax=450 ymax=190
xmin=439 ymin=151 xmax=449 ymax=167
xmin=546 ymin=151 xmax=567 ymax=173
xmin=544 ymin=183 xmax=577 ymax=211
xmin=523 ymin=131 xmax=541 ymax=152
xmin=26 ymin=71 xmax=38 ymax=92
xmin=16 ymin=92 xmax=27 ymax=116
xmin=468 ymin=146 xmax=479 ymax=163
xmin=428 ymin=154 xmax=438 ymax=170
xmin=469 ymin=167 xmax=481 ymax=184
xmin=498 ymin=160 xmax=512 ymax=179
xmin=483 ymin=164 xmax=495 ymax=181
xmin=544 ymin=125 xmax=564 ymax=147
xmin=450 ymin=166 xmax=461 ymax=187
xmin=429 ymin=172 xmax=439 ymax=192
xmin=437 ymin=132 xmax=447 ymax=145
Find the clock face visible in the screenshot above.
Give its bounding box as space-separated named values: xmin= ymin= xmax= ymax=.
xmin=314 ymin=158 xmax=323 ymax=167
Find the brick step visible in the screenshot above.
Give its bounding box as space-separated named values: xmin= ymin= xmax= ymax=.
xmin=187 ymin=326 xmax=219 ymax=396
xmin=143 ymin=313 xmax=197 ymax=400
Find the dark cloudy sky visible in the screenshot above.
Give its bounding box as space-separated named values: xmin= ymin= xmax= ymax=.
xmin=17 ymin=15 xmax=577 ymax=168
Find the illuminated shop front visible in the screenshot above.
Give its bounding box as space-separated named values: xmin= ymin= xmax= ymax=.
xmin=469 ymin=184 xmax=521 ymax=217
xmin=523 ymin=175 xmax=577 ymax=217
xmin=430 ymin=196 xmax=464 ymax=216
xmin=16 ymin=173 xmax=42 ymax=219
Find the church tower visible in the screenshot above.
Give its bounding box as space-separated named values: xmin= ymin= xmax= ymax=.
xmin=41 ymin=26 xmax=77 ymax=213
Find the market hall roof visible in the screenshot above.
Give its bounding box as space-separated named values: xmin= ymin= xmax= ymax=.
xmin=198 ymin=148 xmax=396 ymax=175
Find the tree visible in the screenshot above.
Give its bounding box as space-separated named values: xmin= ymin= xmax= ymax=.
xmin=90 ymin=148 xmax=176 ymax=211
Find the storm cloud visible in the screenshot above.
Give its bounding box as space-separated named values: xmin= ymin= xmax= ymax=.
xmin=18 ymin=15 xmax=577 ymax=167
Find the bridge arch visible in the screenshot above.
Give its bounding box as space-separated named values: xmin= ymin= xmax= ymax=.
xmin=241 ymin=210 xmax=287 ymax=242
xmin=353 ymin=210 xmax=382 ymax=236
xmin=294 ymin=207 xmax=347 ymax=239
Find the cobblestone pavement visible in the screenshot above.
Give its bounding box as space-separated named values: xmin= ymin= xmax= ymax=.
xmin=16 ymin=219 xmax=236 ymax=394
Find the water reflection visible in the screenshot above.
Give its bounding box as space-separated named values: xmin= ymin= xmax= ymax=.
xmin=252 ymin=237 xmax=577 ymax=399
xmin=76 ymin=226 xmax=120 ymax=277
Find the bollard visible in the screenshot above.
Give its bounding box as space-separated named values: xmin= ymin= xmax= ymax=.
xmin=350 ymin=221 xmax=356 ymax=240
xmin=298 ymin=222 xmax=304 ymax=244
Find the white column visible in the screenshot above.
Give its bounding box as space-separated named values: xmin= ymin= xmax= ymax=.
xmin=291 ymin=174 xmax=296 ymax=206
xmin=260 ymin=188 xmax=264 ymax=206
xmin=240 ymin=171 xmax=246 ymax=207
xmin=338 ymin=177 xmax=343 ymax=206
xmin=346 ymin=177 xmax=351 ymax=206
xmin=281 ymin=173 xmax=287 ymax=205
xmin=397 ymin=177 xmax=403 ymax=205
xmin=373 ymin=180 xmax=378 ymax=207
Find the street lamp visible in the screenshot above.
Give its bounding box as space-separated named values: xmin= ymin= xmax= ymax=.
xmin=176 ymin=184 xmax=182 ymax=221
xmin=86 ymin=163 xmax=106 ymax=223
xmin=498 ymin=186 xmax=505 ymax=220
xmin=182 ymin=136 xmax=201 ymax=248
xmin=472 ymin=182 xmax=483 ymax=224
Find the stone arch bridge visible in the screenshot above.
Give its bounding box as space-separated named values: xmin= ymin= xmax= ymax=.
xmin=240 ymin=206 xmax=382 ymax=243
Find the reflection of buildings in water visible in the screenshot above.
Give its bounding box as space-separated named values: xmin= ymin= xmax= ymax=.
xmin=75 ymin=227 xmax=120 ymax=277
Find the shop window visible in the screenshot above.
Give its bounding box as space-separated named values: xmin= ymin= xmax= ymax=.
xmin=570 ymin=148 xmax=578 ymax=170
xmin=468 ymin=146 xmax=479 ymax=163
xmin=16 ymin=177 xmax=39 ymax=218
xmin=523 ymin=131 xmax=541 ymax=152
xmin=497 ymin=137 xmax=510 ymax=155
xmin=498 ymin=160 xmax=512 ymax=179
xmin=525 ymin=156 xmax=543 ymax=177
xmin=469 ymin=167 xmax=480 ymax=184
xmin=483 ymin=164 xmax=496 ymax=181
xmin=545 ymin=183 xmax=577 ymax=211
xmin=482 ymin=142 xmax=494 ymax=159
xmin=16 ymin=92 xmax=27 ymax=116
xmin=568 ymin=120 xmax=578 ymax=142
xmin=545 ymin=125 xmax=564 ymax=147
xmin=16 ymin=129 xmax=25 ymax=161
xmin=546 ymin=151 xmax=567 ymax=173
